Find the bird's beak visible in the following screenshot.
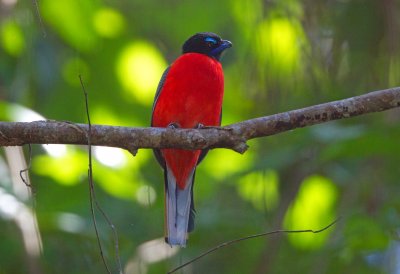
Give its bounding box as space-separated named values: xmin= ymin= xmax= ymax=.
xmin=218 ymin=40 xmax=232 ymax=52
xmin=210 ymin=40 xmax=232 ymax=58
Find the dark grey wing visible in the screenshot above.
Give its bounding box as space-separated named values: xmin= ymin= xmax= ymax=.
xmin=151 ymin=66 xmax=171 ymax=125
xmin=187 ymin=170 xmax=196 ymax=232
xmin=197 ymin=107 xmax=222 ymax=165
xmin=151 ymin=66 xmax=171 ymax=168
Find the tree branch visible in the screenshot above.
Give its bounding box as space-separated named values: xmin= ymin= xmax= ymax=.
xmin=1 ymin=87 xmax=399 ymax=154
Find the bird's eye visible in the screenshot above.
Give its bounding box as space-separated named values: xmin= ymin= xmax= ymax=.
xmin=204 ymin=37 xmax=217 ymax=45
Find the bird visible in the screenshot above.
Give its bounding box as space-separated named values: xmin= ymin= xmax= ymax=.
xmin=151 ymin=32 xmax=232 ymax=246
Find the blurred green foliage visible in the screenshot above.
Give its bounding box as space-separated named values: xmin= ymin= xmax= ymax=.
xmin=1 ymin=0 xmax=400 ymax=273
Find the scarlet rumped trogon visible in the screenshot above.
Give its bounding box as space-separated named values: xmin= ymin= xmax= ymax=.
xmin=151 ymin=32 xmax=232 ymax=246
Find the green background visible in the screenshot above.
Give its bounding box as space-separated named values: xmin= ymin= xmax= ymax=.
xmin=1 ymin=0 xmax=400 ymax=273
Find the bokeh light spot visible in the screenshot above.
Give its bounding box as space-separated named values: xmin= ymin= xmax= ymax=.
xmin=116 ymin=41 xmax=167 ymax=105
xmin=136 ymin=185 xmax=157 ymax=207
xmin=7 ymin=105 xmax=44 ymax=122
xmin=33 ymin=149 xmax=87 ymax=186
xmin=1 ymin=20 xmax=25 ymax=57
xmin=93 ymin=167 xmax=139 ymax=200
xmin=257 ymin=17 xmax=303 ymax=72
xmin=56 ymin=212 xmax=85 ymax=233
xmin=203 ymin=149 xmax=254 ymax=180
xmin=6 ymin=104 xmax=67 ymax=158
xmin=42 ymin=144 xmax=68 ymax=158
xmin=94 ymin=147 xmax=127 ymax=168
xmin=284 ymin=175 xmax=338 ymax=250
xmin=93 ymin=8 xmax=125 ymax=38
xmin=237 ymin=169 xmax=279 ymax=211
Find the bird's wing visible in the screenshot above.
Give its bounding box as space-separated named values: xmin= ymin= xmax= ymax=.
xmin=151 ymin=66 xmax=171 ymax=168
xmin=151 ymin=66 xmax=171 ymax=123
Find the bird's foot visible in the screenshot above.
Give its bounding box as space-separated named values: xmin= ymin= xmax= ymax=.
xmin=167 ymin=122 xmax=180 ymax=129
xmin=195 ymin=123 xmax=205 ymax=129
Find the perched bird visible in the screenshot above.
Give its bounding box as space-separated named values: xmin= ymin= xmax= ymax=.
xmin=151 ymin=32 xmax=232 ymax=246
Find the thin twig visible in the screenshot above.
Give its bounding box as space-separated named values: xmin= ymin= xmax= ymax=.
xmin=31 ymin=0 xmax=47 ymax=38
xmin=19 ymin=144 xmax=32 ymax=188
xmin=92 ymin=191 xmax=123 ymax=274
xmin=20 ymin=144 xmax=42 ymax=254
xmin=168 ymin=218 xmax=340 ymax=274
xmin=80 ymin=75 xmax=112 ymax=274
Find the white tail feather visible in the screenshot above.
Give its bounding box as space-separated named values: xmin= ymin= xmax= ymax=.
xmin=166 ymin=165 xmax=194 ymax=247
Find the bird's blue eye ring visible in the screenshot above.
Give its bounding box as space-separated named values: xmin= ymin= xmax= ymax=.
xmin=204 ymin=37 xmax=217 ymax=45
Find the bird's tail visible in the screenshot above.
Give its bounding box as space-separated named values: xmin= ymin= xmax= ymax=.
xmin=164 ymin=165 xmax=195 ymax=247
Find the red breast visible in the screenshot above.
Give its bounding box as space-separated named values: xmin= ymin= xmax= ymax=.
xmin=152 ymin=52 xmax=224 ymax=129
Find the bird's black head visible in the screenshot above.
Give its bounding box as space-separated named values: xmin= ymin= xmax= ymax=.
xmin=182 ymin=32 xmax=232 ymax=61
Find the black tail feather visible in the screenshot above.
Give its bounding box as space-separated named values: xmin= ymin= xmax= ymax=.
xmin=188 ymin=171 xmax=196 ymax=232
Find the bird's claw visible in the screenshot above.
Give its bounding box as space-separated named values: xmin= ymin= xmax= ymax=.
xmin=195 ymin=123 xmax=205 ymax=129
xmin=167 ymin=122 xmax=180 ymax=129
